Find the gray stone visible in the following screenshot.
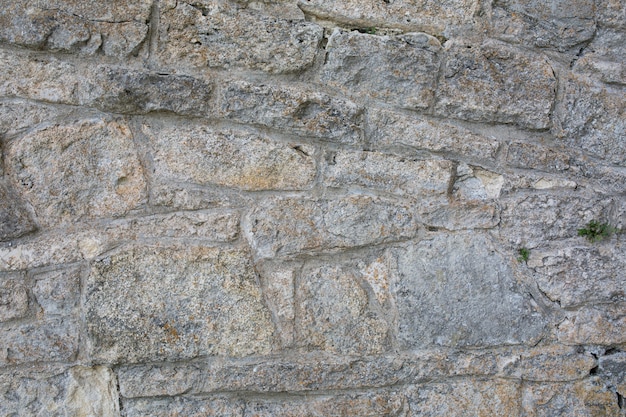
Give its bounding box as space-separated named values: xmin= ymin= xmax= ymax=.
xmin=366 ymin=107 xmax=500 ymax=161
xmin=85 ymin=244 xmax=275 ymax=363
xmin=0 ymin=99 xmax=67 ymax=139
xmin=406 ymin=379 xmax=522 ymax=416
xmin=0 ymin=229 xmax=85 ymax=271
xmin=0 ymin=272 xmax=29 ymax=322
xmin=557 ymin=304 xmax=626 ymax=346
xmin=0 ymin=318 xmax=79 ymax=365
xmin=321 ymin=30 xmax=441 ymax=109
xmin=574 ymin=28 xmax=626 ymax=85
xmin=298 ymin=0 xmax=482 ymax=38
xmin=144 ymin=122 xmax=317 ymax=191
xmin=522 ymin=378 xmax=623 ymax=416
xmin=324 ymin=150 xmax=454 ymax=197
xmin=506 ymin=142 xmax=573 ymax=173
xmin=417 ymin=199 xmax=501 ymax=230
xmin=555 ymin=73 xmax=626 ymax=165
xmin=598 ymin=352 xmax=626 ymax=397
xmin=0 ymin=365 xmax=119 ymax=417
xmin=218 ymin=80 xmax=364 ymax=144
xmin=435 ymin=39 xmax=557 ymax=129
xmin=296 ymin=256 xmax=392 ymax=355
xmin=491 ymin=0 xmax=596 ymax=51
xmin=123 ymin=396 xmax=244 ymax=417
xmin=157 ymin=0 xmax=323 ymax=73
xmin=503 ymin=345 xmax=597 ymax=382
xmin=0 ymin=180 xmax=36 ymax=241
xmin=244 ymin=196 xmax=419 ymax=259
xmin=0 ymin=0 xmax=151 ymax=57
xmin=392 ymin=232 xmax=547 ymax=348
xmin=94 ymin=68 xmax=214 ymax=116
xmin=5 ymin=119 xmax=147 ymax=228
xmin=452 ymin=163 xmax=505 ymax=200
xmin=531 ymin=243 xmax=626 ymax=307
xmin=32 ymin=266 xmax=81 ymax=316
xmin=596 ymin=0 xmax=626 ymax=29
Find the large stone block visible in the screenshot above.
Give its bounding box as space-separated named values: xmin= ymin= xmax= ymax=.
xmin=0 ymin=99 xmax=67 ymax=139
xmin=491 ymin=0 xmax=596 ymax=51
xmin=0 ymin=272 xmax=29 ymax=322
xmin=555 ymin=73 xmax=626 ymax=165
xmin=244 ymin=196 xmax=418 ymax=259
xmin=32 ymin=266 xmax=81 ymax=316
xmin=218 ymin=80 xmax=364 ymax=144
xmin=323 ymin=150 xmax=454 ymax=197
xmin=557 ymin=304 xmax=626 ymax=346
xmin=321 ymin=30 xmax=441 ymax=109
xmin=435 ymin=40 xmax=557 ymax=129
xmin=598 ymin=351 xmax=626 ymax=398
xmin=123 ymin=396 xmax=244 ymax=417
xmin=392 ymin=233 xmax=547 ymax=348
xmin=298 ymin=0 xmax=481 ymax=38
xmin=296 ymin=256 xmax=393 ymax=355
xmin=406 ymin=379 xmax=521 ymax=416
xmin=366 ymin=107 xmax=500 ymax=161
xmin=574 ymin=28 xmax=626 ymax=85
xmin=0 ymin=0 xmax=151 ymax=57
xmin=157 ymin=0 xmax=322 ymax=73
xmin=85 ymin=244 xmax=275 ymax=363
xmin=143 ymin=122 xmax=316 ymax=191
xmin=0 ymin=180 xmax=36 ymax=241
xmin=5 ymin=119 xmax=147 ymax=228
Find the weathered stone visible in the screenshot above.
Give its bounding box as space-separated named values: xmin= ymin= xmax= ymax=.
xmin=435 ymin=40 xmax=557 ymax=129
xmin=244 ymin=391 xmax=407 ymax=416
xmin=598 ymin=351 xmax=626 ymax=397
xmin=218 ymin=80 xmax=363 ymax=144
xmin=5 ymin=119 xmax=147 ymax=228
xmin=0 ymin=318 xmax=78 ymax=365
xmin=32 ymin=266 xmax=81 ymax=316
xmin=574 ymin=28 xmax=626 ymax=85
xmin=522 ymin=378 xmax=623 ymax=416
xmin=144 ymin=122 xmax=316 ymax=191
xmin=0 ymin=180 xmax=36 ymax=241
xmin=0 ymin=0 xmax=151 ymax=57
xmin=418 ymin=200 xmax=501 ymax=230
xmin=158 ymin=0 xmax=323 ymax=73
xmin=452 ymin=163 xmax=504 ymax=200
xmin=123 ymin=396 xmax=244 ymax=417
xmin=0 ymin=272 xmax=29 ymax=322
xmin=85 ymin=244 xmax=275 ymax=363
xmin=0 ymin=365 xmax=119 ymax=417
xmin=94 ymin=68 xmax=214 ymax=116
xmin=324 ymin=150 xmax=454 ymax=197
xmin=596 ymin=0 xmax=626 ymax=29
xmin=0 ymin=230 xmax=85 ymax=271
xmin=502 ymin=345 xmax=597 ymax=382
xmin=298 ymin=0 xmax=481 ymax=38
xmin=392 ymin=232 xmax=547 ymax=348
xmin=498 ymin=195 xmax=613 ymax=247
xmin=367 ymin=107 xmax=500 ymax=161
xmin=557 ymin=304 xmax=626 ymax=346
xmin=296 ymin=256 xmax=392 ymax=355
xmin=149 ymin=183 xmax=241 ymax=210
xmin=244 ymin=196 xmax=418 ymax=259
xmin=555 ymin=73 xmax=626 ymax=165
xmin=491 ymin=0 xmax=596 ymax=51
xmin=531 ymin=243 xmax=626 ymax=307
xmin=506 ymin=142 xmax=573 ymax=173
xmin=321 ymin=30 xmax=441 ymax=109
xmin=0 ymin=99 xmax=67 ymax=139
xmin=406 ymin=379 xmax=521 ymax=416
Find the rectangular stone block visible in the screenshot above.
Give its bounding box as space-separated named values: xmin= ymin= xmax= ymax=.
xmin=406 ymin=380 xmax=521 ymax=416
xmin=5 ymin=118 xmax=147 ymax=228
xmin=32 ymin=266 xmax=81 ymax=316
xmin=324 ymin=150 xmax=454 ymax=197
xmin=244 ymin=196 xmax=418 ymax=259
xmin=0 ymin=0 xmax=151 ymax=57
xmin=157 ymin=0 xmax=322 ymax=73
xmin=557 ymin=304 xmax=626 ymax=346
xmin=391 ymin=232 xmax=547 ymax=349
xmin=321 ymin=30 xmax=441 ymax=109
xmin=0 ymin=99 xmax=68 ymax=139
xmin=123 ymin=396 xmax=244 ymax=417
xmin=0 ymin=272 xmax=29 ymax=322
xmin=435 ymin=40 xmax=557 ymax=129
xmin=0 ymin=230 xmax=84 ymax=271
xmin=366 ymin=107 xmax=500 ymax=161
xmin=85 ymin=244 xmax=275 ymax=363
xmin=218 ymin=80 xmax=364 ymax=144
xmin=143 ymin=121 xmax=317 ymax=191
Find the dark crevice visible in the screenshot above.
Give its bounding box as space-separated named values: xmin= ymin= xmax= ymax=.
xmin=617 ymin=392 xmax=624 ymax=410
xmin=589 ymin=365 xmax=599 ymax=375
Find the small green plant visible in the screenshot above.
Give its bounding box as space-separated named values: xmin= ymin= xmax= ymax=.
xmin=517 ymin=247 xmax=530 ymax=263
xmin=578 ymin=220 xmax=617 ymax=242
xmin=366 ymin=27 xmax=377 ymax=35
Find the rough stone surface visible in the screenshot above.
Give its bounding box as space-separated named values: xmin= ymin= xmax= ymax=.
xmin=123 ymin=396 xmax=244 ymax=417
xmin=158 ymin=0 xmax=323 ymax=73
xmin=245 ymin=196 xmax=418 ymax=259
xmin=85 ymin=244 xmax=275 ymax=363
xmin=0 ymin=180 xmax=36 ymax=241
xmin=144 ymin=122 xmax=317 ymax=191
xmin=574 ymin=28 xmax=626 ymax=85
xmin=32 ymin=266 xmax=81 ymax=316
xmin=557 ymin=304 xmax=626 ymax=346
xmin=392 ymin=233 xmax=547 ymax=348
xmin=0 ymin=271 xmax=29 ymax=322
xmin=435 ymin=39 xmax=557 ymax=129
xmin=5 ymin=119 xmax=147 ymax=228
xmin=321 ymin=30 xmax=441 ymax=109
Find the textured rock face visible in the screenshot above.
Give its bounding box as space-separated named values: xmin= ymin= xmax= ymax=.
xmin=1 ymin=0 xmax=625 ymax=415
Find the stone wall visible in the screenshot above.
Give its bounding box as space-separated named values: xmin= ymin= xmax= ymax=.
xmin=1 ymin=0 xmax=625 ymax=415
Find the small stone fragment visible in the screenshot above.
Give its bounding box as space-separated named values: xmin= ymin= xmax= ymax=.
xmin=0 ymin=180 xmax=36 ymax=241
xmin=0 ymin=272 xmax=29 ymax=322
